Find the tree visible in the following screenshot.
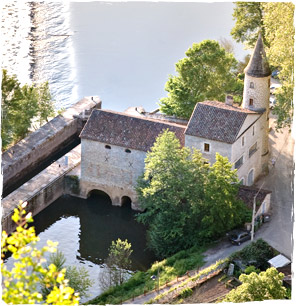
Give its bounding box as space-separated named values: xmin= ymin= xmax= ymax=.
xmin=158 ymin=40 xmax=241 ymax=119
xmin=231 ymin=3 xmax=294 ymax=129
xmin=136 ymin=131 xmax=249 ymax=258
xmin=263 ymin=2 xmax=294 ymax=130
xmin=223 ymin=268 xmax=287 ymax=302
xmin=231 ymin=2 xmax=267 ymax=49
xmin=99 ymin=239 xmax=133 ymax=290
xmin=41 ymin=250 xmax=93 ymax=299
xmin=1 ymin=202 xmax=79 ymax=305
xmin=198 ymin=154 xmax=248 ymax=240
xmin=1 ymin=69 xmax=55 ymax=150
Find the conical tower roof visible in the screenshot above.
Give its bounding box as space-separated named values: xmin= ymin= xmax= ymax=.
xmin=244 ymin=33 xmax=271 ymax=77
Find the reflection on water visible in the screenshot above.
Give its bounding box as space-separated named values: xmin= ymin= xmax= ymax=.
xmin=32 ymin=194 xmax=156 ymax=301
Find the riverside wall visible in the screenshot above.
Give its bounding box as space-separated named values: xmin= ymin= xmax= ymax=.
xmin=1 ymin=96 xmax=101 ymax=194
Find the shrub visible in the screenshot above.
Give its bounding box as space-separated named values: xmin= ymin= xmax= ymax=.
xmin=179 ymin=287 xmax=193 ymax=298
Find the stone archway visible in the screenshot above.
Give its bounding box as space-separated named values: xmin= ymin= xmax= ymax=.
xmin=121 ymin=196 xmax=132 ymax=208
xmin=87 ymin=189 xmax=112 ymax=204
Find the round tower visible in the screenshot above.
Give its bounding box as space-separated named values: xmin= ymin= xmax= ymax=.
xmin=242 ymin=33 xmax=271 ymax=174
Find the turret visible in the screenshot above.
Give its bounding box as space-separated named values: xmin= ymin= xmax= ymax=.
xmin=242 ymin=33 xmax=271 ymax=112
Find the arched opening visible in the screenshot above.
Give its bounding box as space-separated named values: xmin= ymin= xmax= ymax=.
xmin=87 ymin=189 xmax=112 ymax=204
xmin=247 ymin=169 xmax=254 ymax=186
xmin=121 ymin=196 xmax=132 ymax=209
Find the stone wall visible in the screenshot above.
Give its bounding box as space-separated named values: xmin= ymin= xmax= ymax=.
xmin=79 ymin=139 xmax=147 ymax=210
xmin=2 ymin=96 xmax=101 ymax=193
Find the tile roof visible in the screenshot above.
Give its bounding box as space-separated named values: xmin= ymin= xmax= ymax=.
xmin=185 ymin=101 xmax=258 ymax=144
xmin=238 ymin=185 xmax=272 ymax=211
xmin=80 ymin=109 xmax=186 ymax=152
xmin=244 ymin=33 xmax=271 ymax=78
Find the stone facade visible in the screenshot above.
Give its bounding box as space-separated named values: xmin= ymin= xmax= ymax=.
xmin=80 ymin=139 xmax=146 ymax=210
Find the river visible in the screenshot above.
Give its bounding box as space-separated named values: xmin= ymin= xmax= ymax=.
xmin=1 ymin=1 xmax=248 ymax=111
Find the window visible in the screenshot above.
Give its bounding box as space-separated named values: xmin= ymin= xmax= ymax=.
xmin=249 ymin=142 xmax=257 ymax=157
xmin=235 ymin=156 xmax=244 ymax=169
xmin=250 ymin=82 xmax=254 ymax=89
xmin=252 ymin=126 xmax=255 ymax=136
xmin=105 ymin=145 xmax=111 ymax=149
xmin=204 ymin=143 xmax=210 ymax=152
xmin=125 ymin=149 xmax=131 ymax=153
xmin=241 ymin=136 xmax=245 ymax=147
xmin=249 ymin=98 xmax=254 ymax=106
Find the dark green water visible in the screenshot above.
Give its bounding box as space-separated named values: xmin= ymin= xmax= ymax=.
xmin=29 ymin=193 xmax=156 ymax=301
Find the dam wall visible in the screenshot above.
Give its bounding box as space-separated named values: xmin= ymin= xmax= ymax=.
xmin=2 ymin=96 xmax=101 ymax=194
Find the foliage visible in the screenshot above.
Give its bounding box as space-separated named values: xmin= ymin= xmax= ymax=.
xmin=136 ymin=130 xmax=248 ymax=258
xmin=231 ymin=3 xmax=294 ymax=129
xmin=1 ymin=69 xmax=55 ymax=150
xmin=1 ymin=202 xmax=79 ymax=305
xmin=244 ymin=265 xmax=260 ymax=275
xmin=99 ymin=239 xmax=133 ymax=290
xmin=229 ymin=239 xmax=275 ymax=270
xmin=179 ymin=287 xmax=192 ymax=298
xmin=87 ymin=245 xmax=204 ymax=305
xmin=41 ymin=250 xmax=93 ymax=299
xmin=158 ymin=40 xmax=241 ymax=119
xmin=231 ymin=2 xmax=267 ymax=49
xmin=263 ymin=2 xmax=294 ymax=130
xmin=223 ymin=267 xmax=286 ymax=302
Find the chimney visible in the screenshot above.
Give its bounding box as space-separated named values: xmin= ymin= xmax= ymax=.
xmin=225 ymin=95 xmax=234 ymax=106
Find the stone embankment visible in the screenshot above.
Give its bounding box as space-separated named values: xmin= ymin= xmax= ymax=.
xmin=2 ymin=145 xmax=81 ymax=234
xmin=2 ymin=96 xmax=101 ymax=195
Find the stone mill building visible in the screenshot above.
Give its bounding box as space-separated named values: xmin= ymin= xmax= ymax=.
xmin=79 ymin=34 xmax=271 ymax=210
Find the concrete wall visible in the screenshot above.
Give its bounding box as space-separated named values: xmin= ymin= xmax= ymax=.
xmin=2 ymin=175 xmax=64 ymax=234
xmin=2 ymin=96 xmax=101 ymax=192
xmin=80 ymin=139 xmax=147 ymax=210
xmin=185 ymin=134 xmax=232 ymax=164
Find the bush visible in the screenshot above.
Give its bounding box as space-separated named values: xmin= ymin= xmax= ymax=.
xmin=244 ymin=265 xmax=260 ymax=275
xmin=179 ymin=287 xmax=193 ymax=298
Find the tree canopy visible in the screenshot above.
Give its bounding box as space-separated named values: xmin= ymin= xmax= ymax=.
xmin=158 ymin=40 xmax=242 ymax=119
xmin=223 ymin=267 xmax=287 ymax=302
xmin=1 ymin=203 xmax=79 ymax=304
xmin=231 ymin=2 xmax=294 ymax=129
xmin=1 ymin=69 xmax=55 ymax=150
xmin=136 ymin=130 xmax=248 ymax=258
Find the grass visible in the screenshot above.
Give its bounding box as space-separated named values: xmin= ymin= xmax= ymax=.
xmin=86 ymin=245 xmax=205 ymax=305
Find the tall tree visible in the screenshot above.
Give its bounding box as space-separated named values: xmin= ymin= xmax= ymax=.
xmin=263 ymin=2 xmax=294 ymax=129
xmin=1 ymin=69 xmax=55 ymax=150
xmin=136 ymin=131 xmax=249 ymax=258
xmin=231 ymin=2 xmax=267 ymax=49
xmin=158 ymin=40 xmax=241 ymax=119
xmin=223 ymin=268 xmax=287 ymax=302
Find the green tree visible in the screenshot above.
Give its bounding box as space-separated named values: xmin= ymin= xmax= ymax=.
xmin=1 ymin=69 xmax=55 ymax=150
xmin=263 ymin=2 xmax=294 ymax=129
xmin=159 ymin=40 xmax=241 ymax=119
xmin=231 ymin=2 xmax=267 ymax=49
xmin=1 ymin=202 xmax=79 ymax=305
xmin=199 ymin=154 xmax=248 ymax=240
xmin=136 ymin=131 xmax=248 ymax=258
xmin=231 ymin=3 xmax=294 ymax=129
xmin=223 ymin=268 xmax=287 ymax=302
xmin=41 ymin=250 xmax=93 ymax=299
xmin=99 ymin=239 xmax=133 ymax=290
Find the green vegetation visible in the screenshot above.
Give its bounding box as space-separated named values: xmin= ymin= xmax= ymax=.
xmin=231 ymin=2 xmax=294 ymax=129
xmin=87 ymin=245 xmax=205 ymax=305
xmin=159 ymin=40 xmax=242 ymax=119
xmin=99 ymin=239 xmax=133 ymax=290
xmin=1 ymin=203 xmax=79 ymax=304
xmin=136 ymin=130 xmax=249 ymax=257
xmin=41 ymin=250 xmax=93 ymax=299
xmin=1 ymin=69 xmax=55 ymax=150
xmin=223 ymin=267 xmax=287 ymax=302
